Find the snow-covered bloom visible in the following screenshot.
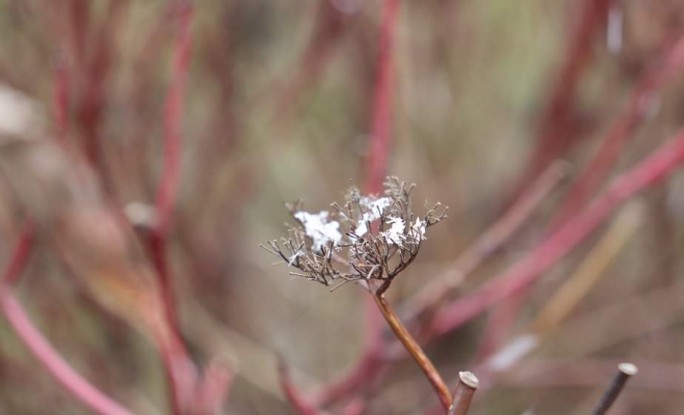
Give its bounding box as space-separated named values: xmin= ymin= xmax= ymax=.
xmin=355 ymin=196 xmax=392 ymax=236
xmin=382 ymin=216 xmax=405 ymax=246
xmin=263 ymin=177 xmax=447 ymax=288
xmin=294 ymin=210 xmax=342 ymax=252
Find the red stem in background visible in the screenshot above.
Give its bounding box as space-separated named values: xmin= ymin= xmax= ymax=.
xmin=510 ymin=0 xmax=610 ymax=201
xmin=155 ymin=2 xmax=193 ymax=236
xmin=278 ymin=359 xmax=324 ymax=415
xmin=53 ymin=50 xmax=70 ymax=146
xmin=149 ymin=3 xmax=196 ymax=414
xmin=479 ymin=34 xmax=684 ymax=359
xmin=2 ymin=226 xmax=34 ymax=286
xmin=0 ymin=232 xmax=132 ymax=415
xmin=550 ymin=35 xmax=684 ymax=227
xmin=0 ymin=288 xmax=134 ymax=415
xmin=364 ymin=0 xmax=399 ymax=195
xmin=430 ymin=128 xmax=684 ymax=336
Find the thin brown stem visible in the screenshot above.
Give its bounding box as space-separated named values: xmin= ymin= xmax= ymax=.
xmin=590 ymin=363 xmax=638 ymax=415
xmin=448 ymin=371 xmax=479 ymax=415
xmin=372 ymin=292 xmax=451 ymax=411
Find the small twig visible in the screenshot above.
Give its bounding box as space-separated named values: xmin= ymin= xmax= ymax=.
xmin=372 ymin=291 xmax=452 ymax=411
xmin=149 ymin=3 xmax=197 ymax=414
xmin=2 ymin=225 xmax=34 ymax=287
xmin=590 ymin=363 xmax=638 ymax=415
xmin=0 ymin=288 xmax=134 ymax=415
xmin=550 ymin=34 xmax=684 ymax=228
xmin=278 ymin=358 xmax=324 ymax=415
xmin=448 ymin=371 xmax=479 ymax=415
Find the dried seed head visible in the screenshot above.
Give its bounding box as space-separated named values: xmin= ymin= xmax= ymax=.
xmin=262 ymin=177 xmax=447 ymax=290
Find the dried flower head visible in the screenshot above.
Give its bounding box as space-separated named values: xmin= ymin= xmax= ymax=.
xmin=262 ymin=177 xmax=447 ymax=293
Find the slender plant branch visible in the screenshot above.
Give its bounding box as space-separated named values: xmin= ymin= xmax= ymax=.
xmin=550 ymin=34 xmax=684 ymax=228
xmin=364 ymin=0 xmax=399 ymax=195
xmin=448 ymin=372 xmax=479 ymax=415
xmin=148 ymin=3 xmax=197 ymax=414
xmin=0 ymin=288 xmax=135 ymax=415
xmin=2 ymin=225 xmax=34 ymax=286
xmin=278 ymin=358 xmax=324 ymax=415
xmin=0 ymin=231 xmax=133 ymax=415
xmin=372 ymin=291 xmax=452 ymax=411
xmin=590 ymin=363 xmax=638 ymax=415
xmin=430 ymin=127 xmax=684 ymax=336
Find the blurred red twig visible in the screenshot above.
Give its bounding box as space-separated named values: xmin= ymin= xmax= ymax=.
xmin=364 ymin=0 xmax=399 ymax=196
xmin=512 ymin=0 xmax=610 ymax=199
xmin=2 ymin=226 xmax=34 ymax=286
xmin=278 ymin=359 xmax=324 ymax=415
xmin=148 ymin=3 xmax=198 ymax=414
xmin=431 ymin=127 xmax=684 ymax=336
xmin=479 ymin=33 xmax=684 ymax=360
xmin=551 ymin=34 xmax=684 ymax=227
xmin=0 ymin=231 xmax=133 ymax=415
xmin=0 ymin=288 xmax=134 ymax=415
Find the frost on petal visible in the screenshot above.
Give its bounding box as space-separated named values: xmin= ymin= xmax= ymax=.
xmin=382 ymin=216 xmax=405 ymax=246
xmin=294 ymin=210 xmax=342 ymax=252
xmin=409 ymin=218 xmax=427 ymax=241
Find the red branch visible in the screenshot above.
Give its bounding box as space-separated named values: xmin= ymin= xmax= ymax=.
xmin=278 ymin=359 xmax=324 ymax=415
xmin=2 ymin=226 xmax=34 ymax=286
xmin=551 ymin=35 xmax=684 ymax=227
xmin=0 ymin=231 xmax=132 ymax=415
xmin=53 ymin=51 xmax=70 ymax=146
xmin=156 ymin=2 xmax=193 ymax=236
xmin=431 ymin=128 xmax=684 ymax=336
xmin=511 ymin=0 xmax=610 ymax=200
xmin=149 ymin=3 xmax=197 ymax=414
xmin=364 ymin=0 xmax=399 ymax=195
xmin=0 ymin=288 xmax=134 ymax=415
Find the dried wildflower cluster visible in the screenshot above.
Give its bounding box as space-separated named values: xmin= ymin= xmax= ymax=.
xmin=262 ymin=177 xmax=447 ymax=292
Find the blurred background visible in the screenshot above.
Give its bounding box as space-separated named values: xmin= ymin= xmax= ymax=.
xmin=2 ymin=1 xmax=684 ymax=414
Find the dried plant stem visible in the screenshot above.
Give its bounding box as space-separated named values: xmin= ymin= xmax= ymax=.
xmin=448 ymin=372 xmax=479 ymax=415
xmin=431 ymin=127 xmax=684 ymax=336
xmin=590 ymin=363 xmax=638 ymax=415
xmin=373 ymin=292 xmax=452 ymax=411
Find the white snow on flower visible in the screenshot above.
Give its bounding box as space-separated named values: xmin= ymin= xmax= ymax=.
xmin=382 ymin=216 xmax=405 ymax=246
xmin=409 ymin=218 xmax=427 ymax=241
xmin=294 ymin=210 xmax=342 ymax=252
xmin=355 ymin=196 xmax=392 ymax=237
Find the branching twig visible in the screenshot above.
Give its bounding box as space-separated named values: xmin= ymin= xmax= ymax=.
xmin=149 ymin=3 xmax=197 ymax=414
xmin=278 ymin=358 xmax=324 ymax=415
